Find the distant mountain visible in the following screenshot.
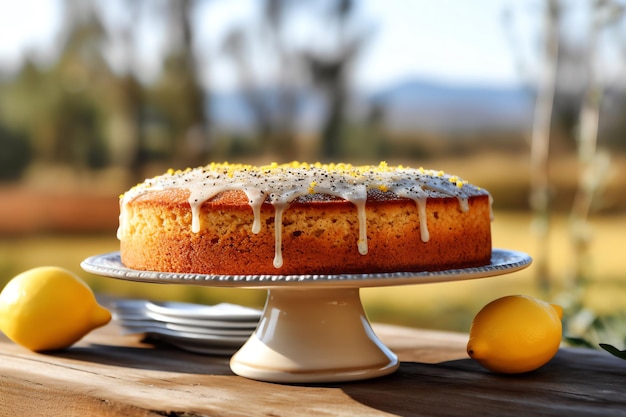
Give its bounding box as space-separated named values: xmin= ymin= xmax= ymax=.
xmin=209 ymin=79 xmax=534 ymax=134
xmin=370 ymin=79 xmax=534 ymax=133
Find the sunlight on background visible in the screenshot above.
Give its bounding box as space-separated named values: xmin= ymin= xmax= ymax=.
xmin=0 ymin=0 xmax=625 ymax=341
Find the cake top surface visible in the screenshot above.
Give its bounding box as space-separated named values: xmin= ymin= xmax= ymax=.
xmin=121 ymin=161 xmax=489 ymax=206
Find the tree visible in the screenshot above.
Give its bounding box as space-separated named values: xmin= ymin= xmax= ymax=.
xmin=152 ymin=0 xmax=210 ymax=168
xmin=0 ymin=0 xmax=112 ymax=172
xmin=221 ymin=0 xmax=372 ymax=161
xmin=303 ymin=0 xmax=368 ymax=160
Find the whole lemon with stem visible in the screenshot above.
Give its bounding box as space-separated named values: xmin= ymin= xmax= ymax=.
xmin=467 ymin=295 xmax=563 ymax=374
xmin=0 ymin=266 xmax=111 ymax=352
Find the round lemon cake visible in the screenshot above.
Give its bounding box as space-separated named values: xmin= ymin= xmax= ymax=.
xmin=117 ymin=162 xmax=493 ymax=275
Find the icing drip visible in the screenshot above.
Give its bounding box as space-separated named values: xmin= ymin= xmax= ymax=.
xmin=458 ymin=197 xmax=469 ymax=213
xmin=354 ymin=199 xmax=368 ymax=255
xmin=119 ymin=162 xmax=490 ymax=269
xmin=273 ymin=203 xmax=288 ymax=268
xmin=243 ymin=187 xmax=267 ymax=234
xmin=385 ymin=178 xmax=431 ymax=243
xmin=416 ymin=198 xmax=429 ymax=242
xmin=189 ymin=185 xmax=238 ymax=233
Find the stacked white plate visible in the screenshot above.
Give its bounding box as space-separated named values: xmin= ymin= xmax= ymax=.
xmin=111 ymin=299 xmax=262 ymax=355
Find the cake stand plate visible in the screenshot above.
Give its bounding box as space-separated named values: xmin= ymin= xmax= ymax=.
xmin=82 ymin=249 xmax=531 ymax=383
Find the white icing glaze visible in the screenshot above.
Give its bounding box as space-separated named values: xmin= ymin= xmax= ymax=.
xmin=118 ymin=162 xmax=491 ymax=269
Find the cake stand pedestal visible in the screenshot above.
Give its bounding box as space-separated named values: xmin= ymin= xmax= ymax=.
xmin=230 ymin=288 xmax=398 ymax=383
xmin=81 ymin=249 xmax=531 ymax=383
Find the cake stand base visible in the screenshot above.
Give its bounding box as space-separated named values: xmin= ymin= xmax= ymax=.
xmin=229 ymin=288 xmax=399 ymax=383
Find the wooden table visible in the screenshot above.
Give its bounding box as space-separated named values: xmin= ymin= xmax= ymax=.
xmin=1 ymin=315 xmax=625 ymax=416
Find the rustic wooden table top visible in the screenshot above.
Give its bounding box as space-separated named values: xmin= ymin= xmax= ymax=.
xmin=1 ymin=311 xmax=625 ymax=416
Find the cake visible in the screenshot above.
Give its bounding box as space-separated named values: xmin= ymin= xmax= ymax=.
xmin=117 ymin=162 xmax=493 ymax=275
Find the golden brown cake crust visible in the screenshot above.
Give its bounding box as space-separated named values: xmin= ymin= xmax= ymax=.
xmin=119 ymin=177 xmax=492 ymax=275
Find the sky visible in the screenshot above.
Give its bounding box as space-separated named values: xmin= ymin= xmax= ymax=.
xmin=0 ymin=0 xmax=578 ymax=93
xmin=0 ymin=0 xmax=62 ymax=70
xmin=355 ymin=0 xmax=529 ymax=90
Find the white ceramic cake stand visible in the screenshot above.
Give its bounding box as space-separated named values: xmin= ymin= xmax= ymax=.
xmin=81 ymin=249 xmax=531 ymax=383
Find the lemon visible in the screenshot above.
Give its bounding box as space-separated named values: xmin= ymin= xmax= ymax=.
xmin=0 ymin=266 xmax=111 ymax=352
xmin=466 ymin=295 xmax=563 ymax=374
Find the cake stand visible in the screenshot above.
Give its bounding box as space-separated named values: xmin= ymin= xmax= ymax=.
xmin=81 ymin=249 xmax=531 ymax=383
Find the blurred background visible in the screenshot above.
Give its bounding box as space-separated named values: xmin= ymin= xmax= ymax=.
xmin=0 ymin=0 xmax=625 ymax=345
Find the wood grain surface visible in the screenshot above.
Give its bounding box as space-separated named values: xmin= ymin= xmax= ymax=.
xmin=1 ymin=317 xmax=625 ymax=416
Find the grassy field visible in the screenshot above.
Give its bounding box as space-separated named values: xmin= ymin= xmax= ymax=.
xmin=1 ymin=210 xmax=624 ymax=334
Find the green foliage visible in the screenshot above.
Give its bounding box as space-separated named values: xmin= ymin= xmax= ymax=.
xmin=0 ymin=126 xmax=32 ymax=181
xmin=564 ymin=310 xmax=626 ymax=355
xmin=599 ymin=343 xmax=626 ymax=360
